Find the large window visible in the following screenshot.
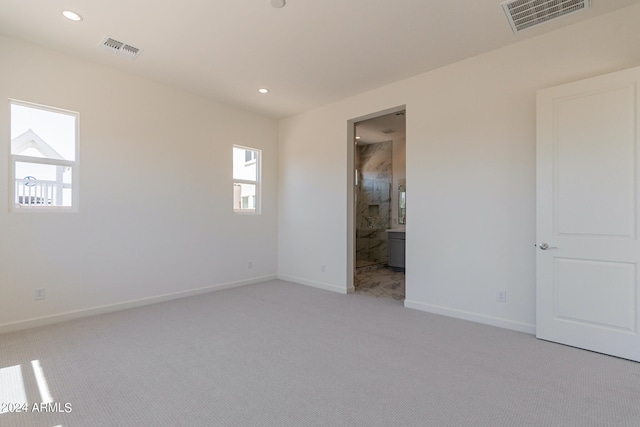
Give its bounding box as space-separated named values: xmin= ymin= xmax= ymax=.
xmin=10 ymin=100 xmax=79 ymax=211
xmin=233 ymin=145 xmax=261 ymax=213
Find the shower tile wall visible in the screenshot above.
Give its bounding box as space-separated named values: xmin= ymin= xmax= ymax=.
xmin=356 ymin=141 xmax=392 ymax=267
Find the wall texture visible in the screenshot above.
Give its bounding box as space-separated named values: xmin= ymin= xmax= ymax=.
xmin=0 ymin=36 xmax=278 ymax=331
xmin=277 ymin=5 xmax=640 ymax=332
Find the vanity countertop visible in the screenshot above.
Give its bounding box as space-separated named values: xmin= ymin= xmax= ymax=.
xmin=386 ymin=228 xmax=406 ymax=233
xmin=386 ymin=229 xmax=406 ymax=241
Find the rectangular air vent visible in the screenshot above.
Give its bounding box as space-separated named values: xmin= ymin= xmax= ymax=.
xmin=100 ymin=37 xmax=142 ymax=59
xmin=501 ymin=0 xmax=591 ymax=33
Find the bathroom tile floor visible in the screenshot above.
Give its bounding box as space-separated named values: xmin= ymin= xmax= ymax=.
xmin=354 ymin=267 xmax=405 ymax=301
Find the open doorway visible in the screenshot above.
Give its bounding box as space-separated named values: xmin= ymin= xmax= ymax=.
xmin=351 ymin=108 xmax=406 ymax=301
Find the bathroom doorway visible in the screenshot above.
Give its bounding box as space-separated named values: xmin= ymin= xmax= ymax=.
xmin=351 ymin=108 xmax=406 ymax=301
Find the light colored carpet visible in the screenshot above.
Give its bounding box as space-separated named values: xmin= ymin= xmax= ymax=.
xmin=1 ymin=279 xmax=639 ymax=426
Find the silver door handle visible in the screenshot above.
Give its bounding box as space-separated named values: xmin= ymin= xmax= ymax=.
xmin=537 ymin=243 xmax=557 ymax=250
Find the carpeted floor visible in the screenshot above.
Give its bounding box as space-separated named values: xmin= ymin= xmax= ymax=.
xmin=1 ymin=280 xmax=639 ymax=426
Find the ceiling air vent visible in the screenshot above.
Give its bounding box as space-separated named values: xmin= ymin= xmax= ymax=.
xmin=100 ymin=37 xmax=142 ymax=59
xmin=501 ymin=0 xmax=591 ymax=33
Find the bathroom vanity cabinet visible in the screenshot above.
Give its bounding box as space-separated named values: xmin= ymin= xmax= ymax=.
xmin=387 ymin=230 xmax=405 ymax=271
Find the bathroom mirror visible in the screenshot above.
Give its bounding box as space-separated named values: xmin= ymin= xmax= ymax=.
xmin=398 ymin=183 xmax=406 ymax=225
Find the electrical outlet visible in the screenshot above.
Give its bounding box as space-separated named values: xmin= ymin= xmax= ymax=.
xmin=248 ymin=261 xmax=253 ymax=269
xmin=34 ymin=288 xmax=45 ymax=300
xmin=321 ymin=264 xmax=326 ymax=272
xmin=496 ymin=290 xmax=506 ymax=303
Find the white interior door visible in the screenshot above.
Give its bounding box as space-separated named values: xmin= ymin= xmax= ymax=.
xmin=536 ymin=66 xmax=640 ymax=362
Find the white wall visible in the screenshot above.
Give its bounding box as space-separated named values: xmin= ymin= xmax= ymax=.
xmin=277 ymin=109 xmax=352 ymax=292
xmin=0 ymin=36 xmax=278 ymax=332
xmin=277 ymin=5 xmax=640 ymax=332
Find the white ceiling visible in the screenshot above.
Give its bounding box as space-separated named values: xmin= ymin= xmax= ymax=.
xmin=356 ymin=111 xmax=406 ymax=145
xmin=1 ymin=0 xmax=639 ymax=119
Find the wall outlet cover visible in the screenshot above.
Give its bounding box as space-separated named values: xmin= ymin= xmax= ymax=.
xmin=496 ymin=290 xmax=507 ymax=303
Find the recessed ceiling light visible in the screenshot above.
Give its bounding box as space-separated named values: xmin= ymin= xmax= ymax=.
xmin=258 ymin=88 xmax=269 ymax=94
xmin=270 ymin=0 xmax=286 ymax=8
xmin=355 ymin=136 xmax=361 ymax=140
xmin=62 ymin=10 xmax=83 ymax=21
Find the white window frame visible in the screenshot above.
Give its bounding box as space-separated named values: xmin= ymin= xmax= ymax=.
xmin=233 ymin=144 xmax=261 ymax=214
xmin=9 ymin=99 xmax=80 ymax=213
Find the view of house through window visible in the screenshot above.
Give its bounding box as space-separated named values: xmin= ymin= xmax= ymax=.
xmin=10 ymin=100 xmax=78 ymax=210
xmin=233 ymin=145 xmax=260 ymax=213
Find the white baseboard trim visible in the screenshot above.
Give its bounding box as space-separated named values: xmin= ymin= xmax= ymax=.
xmin=403 ymin=299 xmax=536 ymax=335
xmin=0 ymin=275 xmax=277 ymax=335
xmin=277 ymin=274 xmax=348 ymax=295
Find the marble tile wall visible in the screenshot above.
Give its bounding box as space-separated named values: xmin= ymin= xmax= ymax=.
xmin=356 ymin=141 xmax=392 ymax=266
